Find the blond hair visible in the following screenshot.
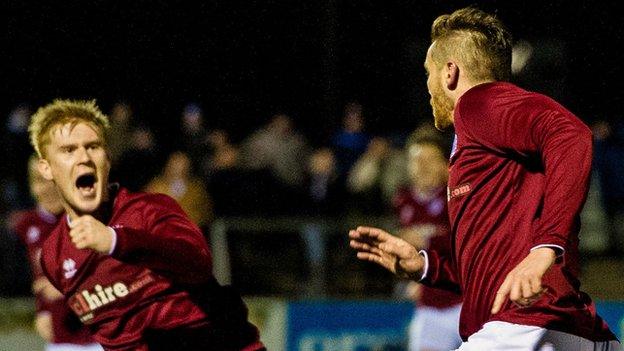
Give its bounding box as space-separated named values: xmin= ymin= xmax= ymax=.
xmin=430 ymin=7 xmax=512 ymax=82
xmin=28 ymin=99 xmax=110 ymax=158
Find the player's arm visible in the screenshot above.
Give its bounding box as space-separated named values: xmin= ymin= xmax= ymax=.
xmin=349 ymin=226 xmax=460 ymax=291
xmin=69 ymin=196 xmax=212 ymax=284
xmin=492 ymin=110 xmax=591 ymax=312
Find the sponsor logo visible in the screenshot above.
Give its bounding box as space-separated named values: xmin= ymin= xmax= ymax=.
xmin=69 ymin=282 xmax=129 ymax=323
xmin=68 ymin=273 xmax=156 ymax=323
xmin=63 ymin=258 xmax=77 ymax=279
xmin=448 ymin=183 xmax=471 ymax=200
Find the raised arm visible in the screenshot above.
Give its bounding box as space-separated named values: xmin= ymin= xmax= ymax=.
xmin=69 ymin=195 xmax=213 ymax=284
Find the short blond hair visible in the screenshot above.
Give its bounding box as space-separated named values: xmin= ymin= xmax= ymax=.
xmin=29 ymin=99 xmax=110 ymax=158
xmin=431 ymin=7 xmax=512 ymax=82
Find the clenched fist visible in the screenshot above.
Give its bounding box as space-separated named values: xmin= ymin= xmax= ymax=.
xmin=69 ymin=215 xmax=114 ymax=254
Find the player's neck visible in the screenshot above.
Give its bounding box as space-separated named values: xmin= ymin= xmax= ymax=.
xmin=39 ymin=202 xmax=63 ymax=216
xmin=65 ymin=188 xmax=114 ymax=223
xmin=452 ymin=78 xmax=497 ymax=105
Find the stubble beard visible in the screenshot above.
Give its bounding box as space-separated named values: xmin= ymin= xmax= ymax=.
xmin=431 ymin=90 xmax=455 ymax=131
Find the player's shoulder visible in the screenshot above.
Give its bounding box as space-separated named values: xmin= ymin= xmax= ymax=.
xmin=115 ymin=187 xmax=182 ymax=213
xmin=459 ymin=82 xmax=562 ymax=122
xmin=41 ymin=221 xmax=65 ymax=251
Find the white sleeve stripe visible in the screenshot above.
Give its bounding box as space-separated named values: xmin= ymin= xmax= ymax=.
xmin=530 ymin=244 xmax=565 ymax=257
xmin=418 ymin=250 xmax=429 ymax=281
xmin=107 ymin=227 xmax=118 ymax=255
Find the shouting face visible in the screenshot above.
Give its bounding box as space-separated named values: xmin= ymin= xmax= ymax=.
xmin=38 ymin=122 xmax=111 ymax=219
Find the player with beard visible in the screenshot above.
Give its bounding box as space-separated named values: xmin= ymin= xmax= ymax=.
xmin=13 ymin=156 xmax=101 ymax=350
xmin=28 ymin=99 xmax=264 ymax=351
xmin=349 ymin=7 xmax=620 ymax=350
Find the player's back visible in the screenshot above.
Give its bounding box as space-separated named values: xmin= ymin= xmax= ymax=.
xmin=448 ymin=82 xmax=615 ymax=341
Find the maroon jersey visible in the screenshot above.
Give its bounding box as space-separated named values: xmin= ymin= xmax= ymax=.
xmin=423 ymin=82 xmax=616 ymax=341
xmin=393 ymin=186 xmax=461 ymax=309
xmin=40 ymin=187 xmax=263 ymax=351
xmin=13 ymin=207 xmax=94 ymax=345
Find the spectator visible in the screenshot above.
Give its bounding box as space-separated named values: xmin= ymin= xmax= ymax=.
xmin=239 ymin=113 xmax=310 ymax=188
xmin=593 ymin=119 xmax=624 ymax=256
xmin=146 ymin=151 xmax=213 ymax=227
xmin=1 ymin=104 xmax=35 ymax=211
xmin=305 ymin=148 xmax=345 ymax=216
xmin=347 ymin=136 xmax=407 ymax=214
xmin=332 ymin=102 xmax=371 ymax=180
xmin=178 ymin=103 xmax=209 ymax=173
xmin=106 ymin=102 xmax=134 ymax=164
xmin=201 ymin=129 xmax=240 ymax=180
xmin=112 ymin=127 xmax=159 ymax=192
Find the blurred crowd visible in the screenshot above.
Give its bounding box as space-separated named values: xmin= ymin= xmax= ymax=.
xmin=1 ymin=100 xmax=623 ymax=297
xmin=1 ymin=101 xmax=417 ymax=225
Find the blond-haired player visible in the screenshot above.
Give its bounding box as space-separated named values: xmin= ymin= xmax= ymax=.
xmin=350 ymin=7 xmax=620 ymax=350
xmin=29 ymin=99 xmax=263 ymax=350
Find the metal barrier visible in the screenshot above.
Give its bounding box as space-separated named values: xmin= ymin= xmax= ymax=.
xmin=209 ymin=216 xmax=396 ymax=295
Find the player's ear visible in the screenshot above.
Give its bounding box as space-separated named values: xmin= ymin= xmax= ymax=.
xmin=445 ymin=61 xmax=459 ymax=90
xmin=38 ymin=158 xmax=54 ymax=181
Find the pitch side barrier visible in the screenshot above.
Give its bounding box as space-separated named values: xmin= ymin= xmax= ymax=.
xmin=209 ymin=215 xmax=396 ymax=292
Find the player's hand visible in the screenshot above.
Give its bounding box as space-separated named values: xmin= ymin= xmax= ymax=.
xmin=491 ymin=247 xmax=556 ymax=314
xmin=69 ymin=215 xmax=114 ymax=254
xmin=32 ymin=277 xmax=63 ymax=301
xmin=349 ymin=226 xmax=425 ymax=279
xmin=34 ymin=312 xmax=53 ymax=342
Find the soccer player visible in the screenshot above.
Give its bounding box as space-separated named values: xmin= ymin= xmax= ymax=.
xmin=28 ymin=100 xmax=264 ymax=351
xmin=349 ymin=7 xmax=620 ymax=350
xmin=392 ymin=130 xmax=461 ymax=351
xmin=14 ymin=156 xmax=101 ymax=350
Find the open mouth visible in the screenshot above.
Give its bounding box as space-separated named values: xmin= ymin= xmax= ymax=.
xmin=75 ymin=173 xmax=97 ymax=197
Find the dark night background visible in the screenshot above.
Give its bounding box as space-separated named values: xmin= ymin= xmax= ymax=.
xmin=6 ymin=0 xmax=623 ymax=146
xmin=4 ymin=0 xmax=624 ymax=328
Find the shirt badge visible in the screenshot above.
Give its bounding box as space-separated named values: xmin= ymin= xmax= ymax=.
xmin=26 ymin=226 xmax=41 ymax=243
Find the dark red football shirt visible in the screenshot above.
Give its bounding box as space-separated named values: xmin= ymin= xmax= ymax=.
xmin=40 ymin=187 xmax=263 ymax=351
xmin=393 ymin=186 xmax=462 ymax=308
xmin=422 ymin=82 xmax=616 ymax=341
xmin=13 ymin=207 xmax=94 ymax=345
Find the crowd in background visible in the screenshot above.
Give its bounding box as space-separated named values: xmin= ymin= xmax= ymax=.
xmin=1 ymin=100 xmax=623 ymax=297
xmin=0 ymin=101 xmax=416 ymax=223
